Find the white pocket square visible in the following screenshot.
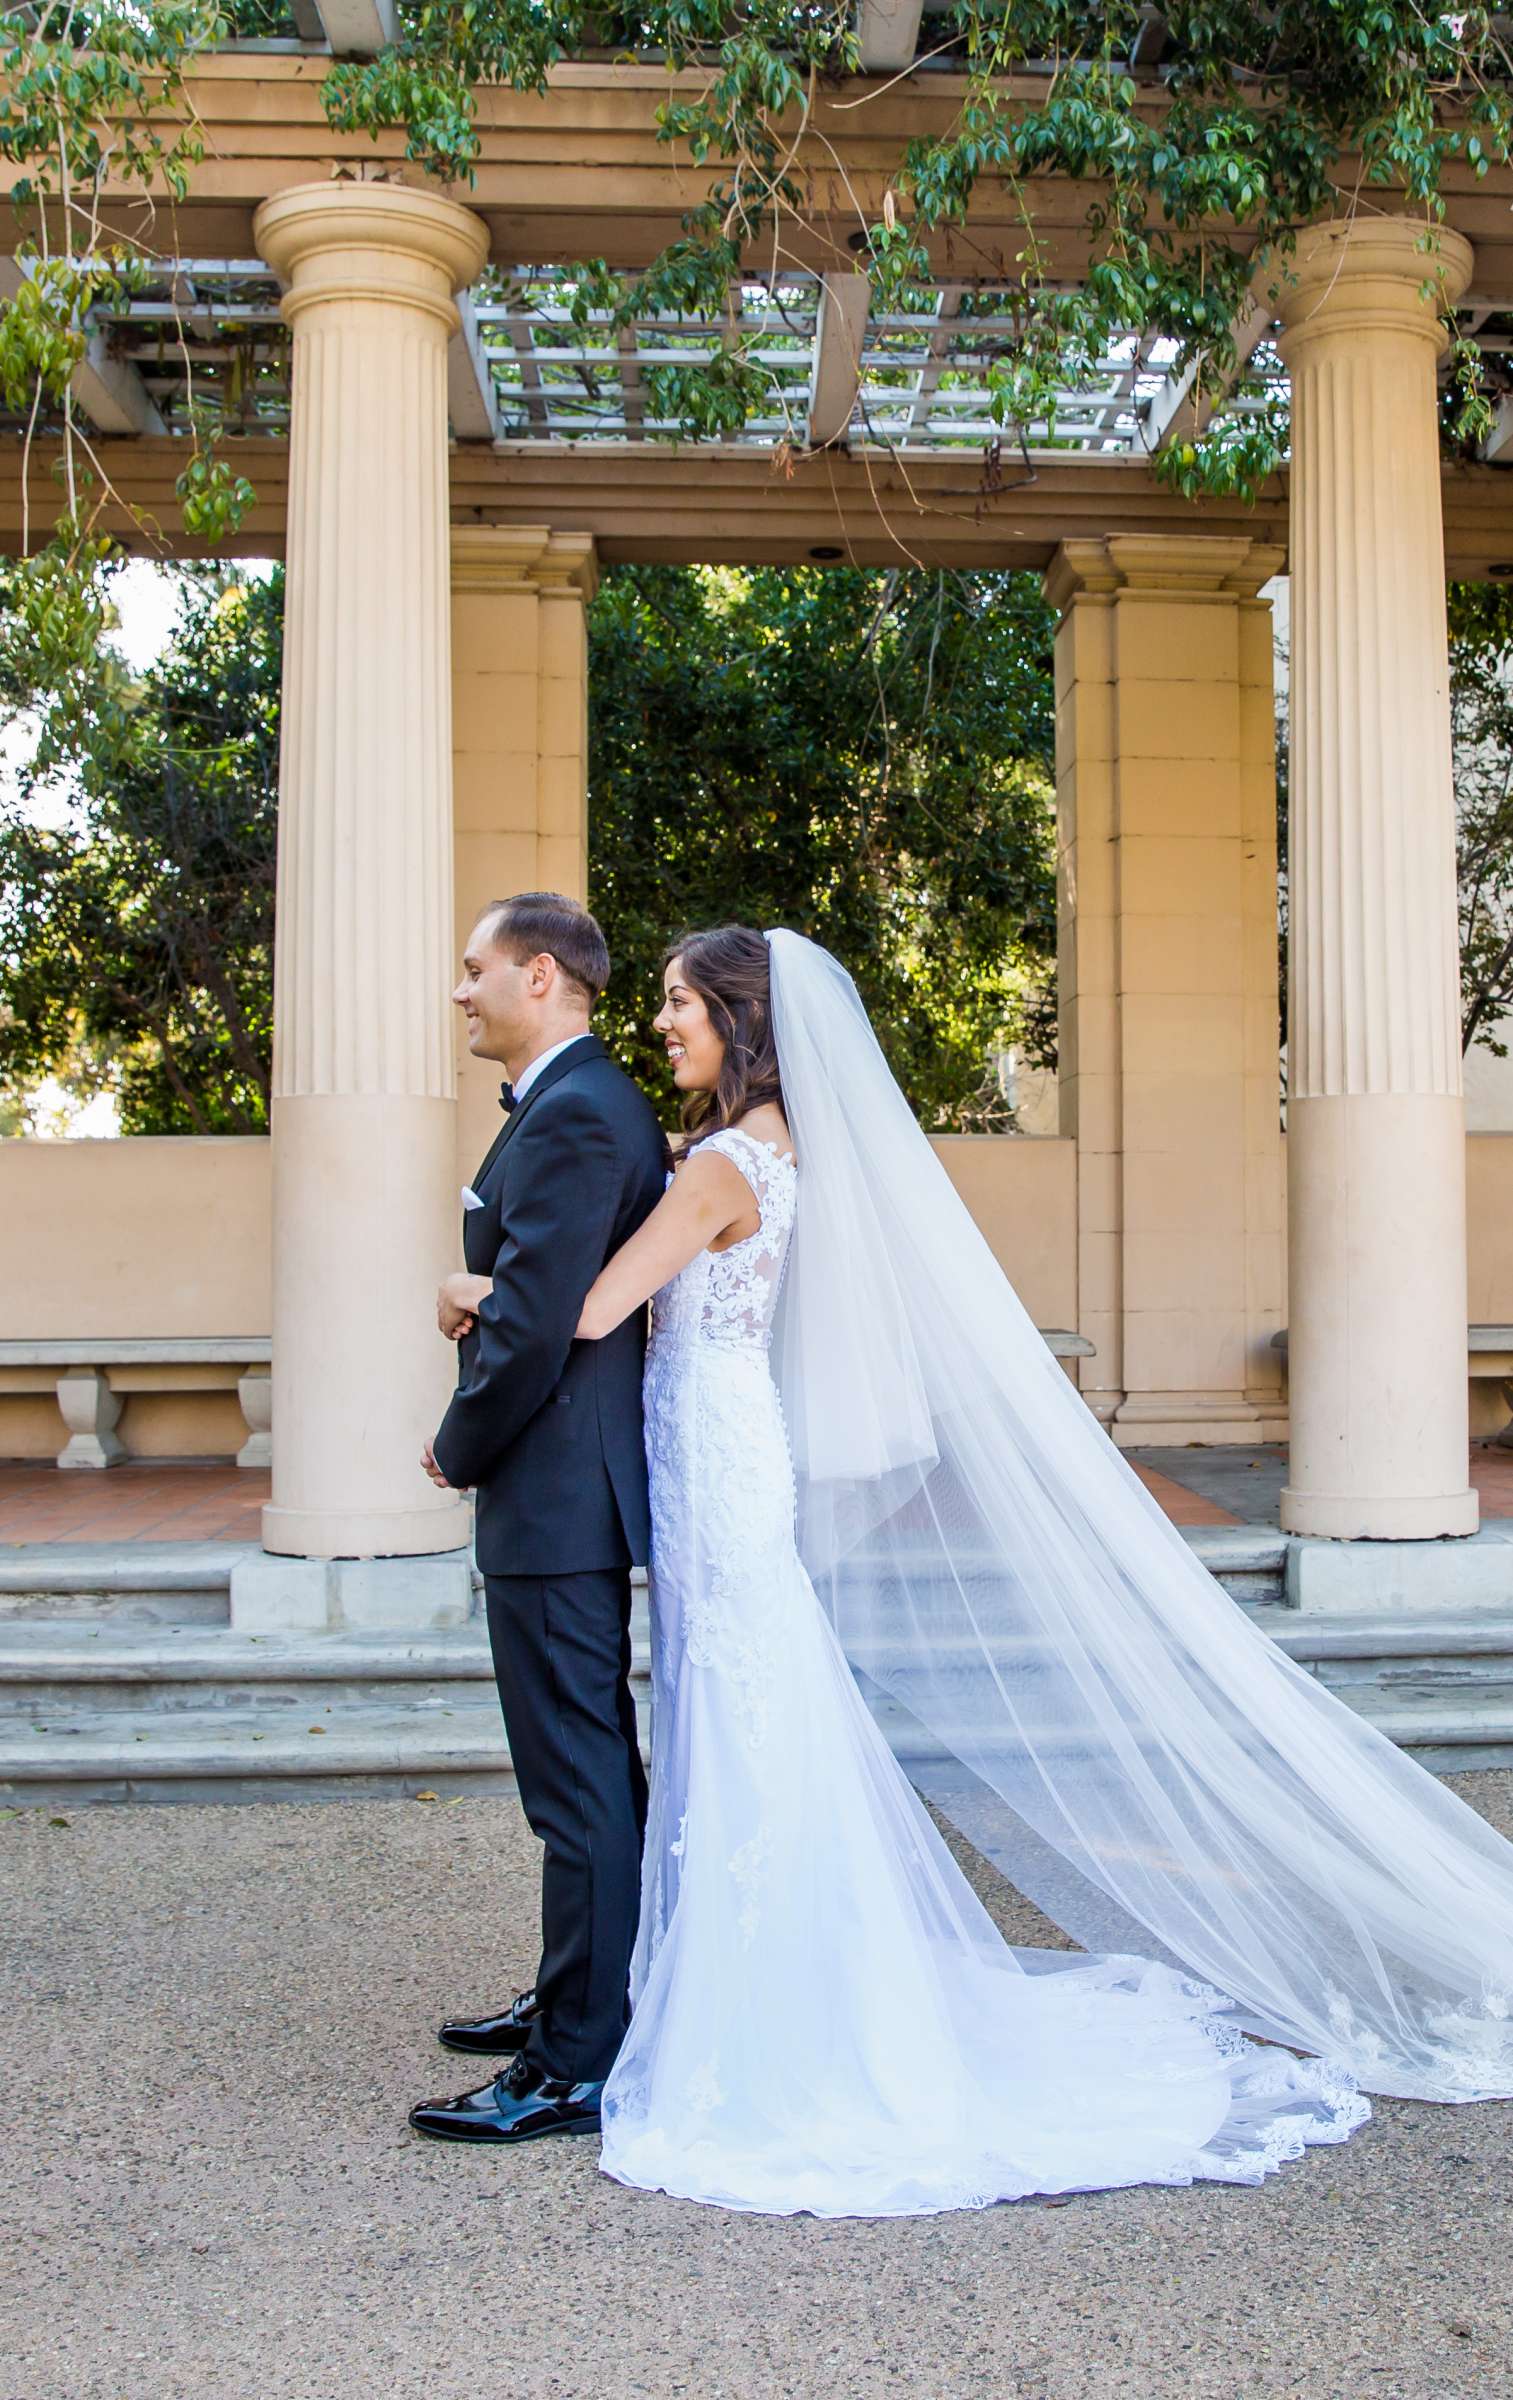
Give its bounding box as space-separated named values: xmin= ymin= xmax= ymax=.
xmin=461 ymin=1185 xmax=486 ymax=1212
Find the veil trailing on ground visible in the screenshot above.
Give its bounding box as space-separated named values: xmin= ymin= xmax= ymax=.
xmin=765 ymin=927 xmax=1513 ymax=2103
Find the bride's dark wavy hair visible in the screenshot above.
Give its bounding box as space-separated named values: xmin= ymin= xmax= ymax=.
xmin=664 ymin=925 xmax=786 ymax=1150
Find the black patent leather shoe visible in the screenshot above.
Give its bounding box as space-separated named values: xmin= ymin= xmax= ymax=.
xmin=408 ymin=2053 xmax=605 ymax=2145
xmin=437 ymin=1988 xmax=540 ymax=2057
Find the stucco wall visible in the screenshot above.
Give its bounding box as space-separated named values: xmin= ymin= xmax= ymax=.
xmin=0 ymin=1139 xmax=271 ymax=1460
xmin=0 ymin=1137 xmax=271 ymax=1339
xmin=2 ymin=1128 xmax=1508 ymax=1458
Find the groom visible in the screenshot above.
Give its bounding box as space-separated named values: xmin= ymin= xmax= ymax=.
xmin=409 ymin=892 xmax=667 ymax=2147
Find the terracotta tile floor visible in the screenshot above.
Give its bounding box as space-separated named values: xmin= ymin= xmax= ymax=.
xmin=0 ymin=1445 xmax=1508 ymax=1546
xmin=1125 ymin=1463 xmax=1240 ymax=1527
xmin=1472 ymin=1444 xmax=1513 ymax=1517
xmin=0 ymin=1462 xmax=269 ymax=1545
xmin=1130 ymin=1450 xmax=1513 ymax=1526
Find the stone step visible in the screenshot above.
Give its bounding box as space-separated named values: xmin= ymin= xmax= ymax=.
xmin=6 ymin=1538 xmax=1513 ymax=1802
xmin=0 ymin=1521 xmax=1285 ymax=1631
xmin=1329 ymin=1692 xmax=1513 ymax=1775
xmin=0 ymin=1543 xmax=240 ymax=1626
xmin=8 ymin=1617 xmax=1513 ymax=1800
xmin=0 ymin=1696 xmax=529 ymax=1807
xmin=0 ymin=1621 xmax=650 ymax=1718
xmin=1182 ymin=1523 xmax=1288 ymax=1607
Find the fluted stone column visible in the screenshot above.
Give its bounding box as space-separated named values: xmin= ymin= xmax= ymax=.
xmin=254 ymin=182 xmax=487 ymax=1562
xmin=450 ymin=527 xmax=597 ymax=1184
xmin=1276 ymin=219 xmax=1478 ymax=1540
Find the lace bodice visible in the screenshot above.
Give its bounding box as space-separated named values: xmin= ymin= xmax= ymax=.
xmin=649 ymin=1126 xmax=797 ymax=1354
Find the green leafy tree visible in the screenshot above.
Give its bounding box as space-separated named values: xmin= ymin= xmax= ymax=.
xmin=0 ymin=3 xmax=258 ymax=719
xmin=1448 ymin=583 xmax=1513 ymax=1057
xmin=0 ymin=568 xmax=281 ymax=1133
xmin=587 ymin=563 xmax=1057 ymax=1126
xmin=1 ymin=559 xmax=1054 ymax=1130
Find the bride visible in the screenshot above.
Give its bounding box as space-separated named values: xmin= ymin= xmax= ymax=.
xmin=568 ymin=924 xmax=1513 ymax=2217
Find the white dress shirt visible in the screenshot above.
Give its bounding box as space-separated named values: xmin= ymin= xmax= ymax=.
xmin=511 ymin=1031 xmax=592 ymax=1105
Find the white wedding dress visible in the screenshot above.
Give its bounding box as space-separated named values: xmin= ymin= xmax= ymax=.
xmin=598 ymin=1125 xmax=1369 ymax=2216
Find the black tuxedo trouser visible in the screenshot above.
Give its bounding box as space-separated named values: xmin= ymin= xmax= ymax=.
xmin=483 ymin=1568 xmax=648 ymax=2084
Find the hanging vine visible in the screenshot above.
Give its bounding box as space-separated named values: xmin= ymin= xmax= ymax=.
xmin=5 ymin=2 xmax=1513 ymax=713
xmin=0 ymin=2 xmax=256 ymax=739
xmin=324 ymin=2 xmax=1513 ymax=473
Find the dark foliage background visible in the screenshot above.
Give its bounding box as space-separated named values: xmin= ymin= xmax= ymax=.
xmin=587 ymin=564 xmax=1057 ymax=1128
xmin=0 ymin=566 xmax=280 ymax=1134
xmin=0 ymin=561 xmax=1057 ymax=1133
xmin=7 ymin=556 xmax=1512 ymax=1138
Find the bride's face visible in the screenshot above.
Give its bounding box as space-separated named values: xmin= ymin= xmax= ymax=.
xmin=654 ymin=957 xmax=724 ymax=1093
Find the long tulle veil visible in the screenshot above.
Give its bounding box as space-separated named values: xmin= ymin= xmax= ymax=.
xmin=765 ymin=927 xmax=1513 ymax=2102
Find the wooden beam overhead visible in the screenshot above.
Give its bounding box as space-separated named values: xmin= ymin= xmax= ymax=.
xmin=294 ymin=0 xmax=398 ymax=54
xmin=856 ymin=0 xmax=925 ymax=74
xmin=70 ymin=327 xmax=167 ymax=436
xmin=1481 ymin=394 xmax=1513 ymax=464
xmin=808 ymin=271 xmax=870 ymax=449
xmin=0 ymin=258 xmax=165 ymax=436
xmin=1144 ymin=290 xmax=1274 ymax=452
xmin=447 ymin=293 xmax=502 ymax=442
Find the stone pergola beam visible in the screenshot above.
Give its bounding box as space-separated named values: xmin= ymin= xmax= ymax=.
xmin=807 ymin=271 xmax=870 ymax=449
xmin=32 ymin=57 xmax=1513 ymax=296
xmin=0 ymin=438 xmax=1289 ymax=566
xmin=1481 ymin=394 xmax=1513 ymax=463
xmin=16 ymin=437 xmax=1513 ymax=576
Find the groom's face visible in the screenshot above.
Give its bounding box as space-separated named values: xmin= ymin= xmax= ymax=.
xmin=453 ymin=921 xmax=535 ymax=1065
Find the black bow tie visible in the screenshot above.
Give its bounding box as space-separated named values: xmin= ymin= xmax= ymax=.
xmin=498 ymin=1082 xmax=518 ymax=1115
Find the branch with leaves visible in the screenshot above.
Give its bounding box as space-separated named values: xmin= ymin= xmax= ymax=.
xmin=0 ymin=2 xmax=256 ymax=742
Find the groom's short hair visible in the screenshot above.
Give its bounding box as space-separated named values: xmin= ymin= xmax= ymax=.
xmin=483 ymin=892 xmax=610 ymax=1007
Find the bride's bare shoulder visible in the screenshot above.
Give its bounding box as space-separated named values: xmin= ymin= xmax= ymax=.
xmin=730 ymin=1103 xmax=795 ymax=1161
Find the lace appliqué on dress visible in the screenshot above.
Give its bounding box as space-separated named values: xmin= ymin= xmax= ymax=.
xmin=642 ymin=1129 xmax=799 ymax=1751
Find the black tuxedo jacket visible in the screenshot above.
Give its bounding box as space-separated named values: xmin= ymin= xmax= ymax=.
xmin=432 ymin=1034 xmax=669 ymax=1576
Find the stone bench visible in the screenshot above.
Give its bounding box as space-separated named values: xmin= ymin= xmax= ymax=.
xmin=0 ymin=1340 xmax=271 ymax=1470
xmin=1041 ymin=1329 xmax=1095 ymax=1366
xmin=1271 ymin=1326 xmax=1513 ymax=1445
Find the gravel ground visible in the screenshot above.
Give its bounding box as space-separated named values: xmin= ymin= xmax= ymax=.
xmin=4 ymin=1781 xmax=1513 ymax=2400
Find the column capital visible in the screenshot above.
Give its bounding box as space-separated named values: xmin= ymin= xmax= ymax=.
xmin=1045 ymin=533 xmax=1285 ymax=615
xmin=1274 ymin=216 xmax=1474 ymax=362
xmin=254 ymin=178 xmax=489 ymax=336
xmin=450 ymin=524 xmax=598 ymax=603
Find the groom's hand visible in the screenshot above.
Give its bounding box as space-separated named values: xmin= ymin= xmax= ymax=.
xmin=420 ymin=1439 xmax=465 ymax=1492
xmin=438 ymin=1272 xmax=487 ymax=1340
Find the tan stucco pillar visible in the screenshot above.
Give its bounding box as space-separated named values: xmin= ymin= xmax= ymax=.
xmin=254 ymin=181 xmax=487 ymax=1559
xmin=1275 ymin=220 xmax=1478 ymax=1539
xmin=1047 ymin=534 xmax=1288 ymax=1446
xmin=450 ymin=526 xmax=597 ymax=1182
